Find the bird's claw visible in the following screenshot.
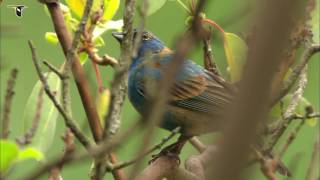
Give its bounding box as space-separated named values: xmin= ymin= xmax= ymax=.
xmin=149 ymin=149 xmax=180 ymax=164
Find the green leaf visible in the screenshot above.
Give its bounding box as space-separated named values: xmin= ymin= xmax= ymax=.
xmin=0 ymin=140 xmax=19 ymax=172
xmin=93 ymin=20 xmax=123 ymax=40
xmin=79 ymin=52 xmax=89 ymax=65
xmin=147 ymin=0 xmax=167 ymax=15
xmin=270 ymin=95 xmax=318 ymax=127
xmin=223 ymin=32 xmax=248 ymax=82
xmin=22 ymin=72 xmax=61 ymax=153
xmin=296 ymin=97 xmax=317 ymax=127
xmin=17 ymin=147 xmax=44 ymax=161
xmin=45 ymin=32 xmax=59 ymax=44
xmin=310 ymin=0 xmax=319 ymax=43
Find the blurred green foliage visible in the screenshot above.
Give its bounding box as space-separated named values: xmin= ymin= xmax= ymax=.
xmin=0 ymin=0 xmax=318 ymax=179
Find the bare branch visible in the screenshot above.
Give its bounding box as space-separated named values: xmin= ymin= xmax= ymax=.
xmin=103 ymin=0 xmax=137 ymax=138
xmin=41 ymin=0 xmax=103 ymax=142
xmin=266 ymin=67 xmax=308 ymax=152
xmin=306 ymin=139 xmax=319 ymax=180
xmin=202 ymin=30 xmax=220 ymax=76
xmin=16 ymin=88 xmax=44 ymax=146
xmin=209 ymin=0 xmax=305 ymax=179
xmin=272 ymin=44 xmax=320 ymax=105
xmin=28 ymin=40 xmax=92 ymax=149
xmin=1 ymin=68 xmax=18 ymax=139
xmin=43 ymin=60 xmax=64 ymax=79
xmin=23 ymin=121 xmax=140 ymax=180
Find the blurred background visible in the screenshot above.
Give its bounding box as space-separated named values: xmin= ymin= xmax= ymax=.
xmin=0 ymin=0 xmax=319 ymax=179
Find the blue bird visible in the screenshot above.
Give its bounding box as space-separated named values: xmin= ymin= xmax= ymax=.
xmin=111 ymin=31 xmax=291 ymax=176
xmin=112 ymin=30 xmax=233 ymax=145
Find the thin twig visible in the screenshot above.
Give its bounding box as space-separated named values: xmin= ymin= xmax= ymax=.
xmin=22 ymin=121 xmax=140 ymax=180
xmin=265 ymin=67 xmax=308 ymax=152
xmin=43 ymin=60 xmax=64 ymax=79
xmin=1 ymin=68 xmax=18 ymax=139
xmin=28 ymin=40 xmax=92 ymax=149
xmin=49 ymin=129 xmax=75 ymax=180
xmin=278 ymin=119 xmax=305 ymax=158
xmin=16 ymin=88 xmax=44 ymax=146
xmin=272 ymin=44 xmax=320 ymax=105
xmin=202 ymin=30 xmax=220 ymax=76
xmin=306 ymin=139 xmax=319 ymax=180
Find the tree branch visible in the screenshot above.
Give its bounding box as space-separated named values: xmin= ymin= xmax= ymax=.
xmin=106 ymin=127 xmax=180 ymax=172
xmin=1 ymin=68 xmax=18 ymax=139
xmin=272 ymin=44 xmax=320 ymax=105
xmin=16 ymin=88 xmax=44 ymax=146
xmin=40 ymin=0 xmax=103 ymax=142
xmin=28 ymin=40 xmax=92 ymax=149
xmin=209 ymin=0 xmax=305 ymax=179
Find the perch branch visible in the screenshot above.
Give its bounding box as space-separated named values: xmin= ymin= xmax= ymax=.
xmin=106 ymin=127 xmax=180 ymax=172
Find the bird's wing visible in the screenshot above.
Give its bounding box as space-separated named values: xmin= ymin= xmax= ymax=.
xmin=134 ymin=55 xmax=232 ymax=114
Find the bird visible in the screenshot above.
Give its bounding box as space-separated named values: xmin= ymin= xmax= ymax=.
xmin=112 ymin=30 xmax=291 ymax=176
xmin=112 ymin=30 xmax=233 ymax=147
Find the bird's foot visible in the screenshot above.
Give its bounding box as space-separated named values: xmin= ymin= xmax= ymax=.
xmin=149 ymin=138 xmax=188 ymax=164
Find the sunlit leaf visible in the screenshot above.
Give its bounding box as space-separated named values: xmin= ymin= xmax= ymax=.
xmin=93 ymin=19 xmax=123 ymax=40
xmin=17 ymin=147 xmax=44 ymax=161
xmin=23 ymin=72 xmax=61 ymax=153
xmin=147 ymin=0 xmax=167 ymax=15
xmin=102 ymin=0 xmax=120 ymax=22
xmin=94 ymin=36 xmax=105 ymax=47
xmin=223 ymin=33 xmax=247 ymax=82
xmin=0 ymin=140 xmax=19 ymax=172
xmin=96 ymin=88 xmax=111 ymax=126
xmin=79 ymin=52 xmax=89 ymax=65
xmin=65 ymin=0 xmax=119 ymax=21
xmin=45 ymin=32 xmax=59 ymax=44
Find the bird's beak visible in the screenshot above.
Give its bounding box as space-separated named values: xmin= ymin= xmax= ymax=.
xmin=112 ymin=32 xmax=124 ymax=43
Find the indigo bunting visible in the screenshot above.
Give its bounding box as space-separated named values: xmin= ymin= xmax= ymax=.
xmin=111 ymin=31 xmax=290 ymax=175
xmin=112 ymin=30 xmax=233 ymax=138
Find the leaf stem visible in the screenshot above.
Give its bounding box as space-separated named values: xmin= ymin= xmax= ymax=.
xmin=176 ymin=0 xmax=191 ymax=13
xmin=202 ymin=18 xmax=225 ymax=34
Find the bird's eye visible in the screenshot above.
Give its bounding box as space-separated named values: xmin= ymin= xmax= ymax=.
xmin=142 ymin=32 xmax=152 ymax=41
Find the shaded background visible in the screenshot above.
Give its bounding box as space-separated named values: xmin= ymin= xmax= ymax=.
xmin=0 ymin=0 xmax=319 ymax=179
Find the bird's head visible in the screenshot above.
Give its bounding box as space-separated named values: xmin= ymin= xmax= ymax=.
xmin=112 ymin=30 xmax=169 ymax=57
